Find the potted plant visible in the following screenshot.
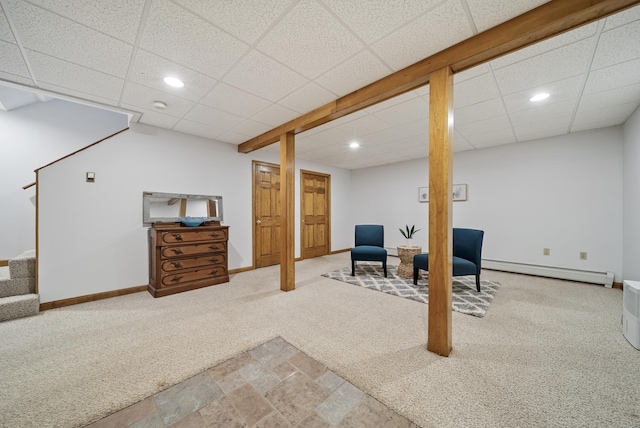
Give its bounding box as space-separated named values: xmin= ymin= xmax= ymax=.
xmin=399 ymin=225 xmax=421 ymax=247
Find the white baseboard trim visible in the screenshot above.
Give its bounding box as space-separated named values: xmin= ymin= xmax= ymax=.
xmin=482 ymin=259 xmax=614 ymax=288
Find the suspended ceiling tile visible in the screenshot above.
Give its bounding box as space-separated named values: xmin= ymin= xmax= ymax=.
xmin=257 ymin=0 xmax=362 ymax=80
xmin=173 ymin=119 xmax=226 ymax=139
xmin=366 ymin=90 xmax=419 ymax=113
xmin=314 ymin=50 xmax=390 ymax=97
xmin=591 ymin=20 xmax=640 ymax=71
xmin=490 ymin=23 xmax=596 ymax=70
xmin=278 ymin=82 xmax=336 ymax=114
xmin=26 ymin=0 xmax=146 ymax=44
xmin=223 ymin=50 xmax=307 ymax=102
xmin=42 ymin=82 xmax=119 ymax=106
xmin=0 ymin=40 xmax=30 ymax=77
xmin=358 ymin=142 xmax=404 ymax=157
xmin=124 ymin=105 xmax=180 ymax=129
xmin=456 ymin=115 xmax=511 ymax=137
xmin=173 ymin=0 xmax=293 ymax=45
xmin=121 ymin=81 xmax=195 ymax=117
xmin=453 ymin=135 xmax=474 ymax=152
xmin=396 ymin=145 xmax=429 ymax=159
xmin=141 ymin=0 xmax=248 ymax=79
xmin=0 ymin=9 xmax=15 ymax=43
xmin=0 ymin=71 xmax=33 ymax=86
xmin=465 ymin=127 xmax=516 ymax=148
xmin=513 ymin=116 xmax=571 ymax=140
xmin=28 ymin=51 xmax=123 ymax=101
xmin=217 ymin=130 xmax=252 ymax=145
xmin=454 ymin=72 xmax=500 ymax=108
xmin=184 ymin=104 xmax=245 ymax=129
xmin=502 ymin=75 xmax=584 ymax=113
xmin=465 ymin=0 xmax=549 ymax=33
xmin=251 ymin=103 xmax=299 ymax=127
xmin=454 ymin=64 xmax=490 ymax=83
xmin=573 ymin=101 xmax=638 ymax=126
xmin=335 ymin=114 xmax=393 ymax=138
xmin=357 ymin=127 xmax=409 ymax=146
xmin=372 ymin=97 xmax=429 ymax=126
xmin=571 ymin=118 xmax=627 ymax=133
xmin=372 ymin=0 xmax=473 ymax=71
xmin=603 ymin=4 xmax=640 ymax=31
xmin=390 ymin=135 xmax=428 ymax=150
xmin=231 ymin=119 xmax=273 ymax=137
xmin=321 ymin=0 xmax=442 ymax=44
xmin=310 ymin=126 xmax=350 ymax=145
xmin=584 ymin=58 xmax=640 ymax=95
xmin=11 ymin=1 xmax=132 ymax=78
xmin=509 ymin=99 xmax=577 ymax=126
xmin=201 ymin=83 xmax=271 ymax=118
xmin=129 ymin=50 xmax=217 ymax=103
xmin=578 ymin=84 xmax=640 ymax=113
xmin=493 ymin=38 xmax=594 ymax=95
xmin=454 ymin=98 xmax=506 ymax=125
xmin=400 ymin=118 xmax=429 ymax=137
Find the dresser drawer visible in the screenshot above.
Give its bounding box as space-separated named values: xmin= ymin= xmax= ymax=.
xmin=161 ymin=242 xmax=226 ymax=258
xmin=161 ymin=266 xmax=227 ymax=287
xmin=161 ymin=228 xmax=228 ymax=244
xmin=161 ymin=254 xmax=226 ymax=272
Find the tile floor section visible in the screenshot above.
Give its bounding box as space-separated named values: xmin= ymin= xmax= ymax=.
xmin=86 ymin=337 xmax=417 ymax=427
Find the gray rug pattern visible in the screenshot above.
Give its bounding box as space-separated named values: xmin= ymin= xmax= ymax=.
xmin=322 ymin=262 xmax=500 ymax=317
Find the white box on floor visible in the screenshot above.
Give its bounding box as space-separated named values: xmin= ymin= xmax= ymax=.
xmin=622 ymin=280 xmax=640 ymax=350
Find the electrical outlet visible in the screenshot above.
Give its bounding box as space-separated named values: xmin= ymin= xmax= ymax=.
xmin=543 ymin=248 xmax=550 ymax=256
xmin=580 ymin=252 xmax=587 ymax=260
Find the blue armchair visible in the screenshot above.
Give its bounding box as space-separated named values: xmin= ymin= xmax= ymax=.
xmin=413 ymin=228 xmax=484 ymax=291
xmin=351 ymin=225 xmax=387 ymax=277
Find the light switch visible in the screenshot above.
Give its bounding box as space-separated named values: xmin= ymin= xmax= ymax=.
xmin=86 ymin=172 xmax=95 ymax=183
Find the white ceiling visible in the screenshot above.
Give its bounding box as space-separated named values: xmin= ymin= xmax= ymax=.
xmin=0 ymin=0 xmax=639 ymax=169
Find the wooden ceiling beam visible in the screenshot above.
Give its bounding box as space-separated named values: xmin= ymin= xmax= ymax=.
xmin=238 ymin=0 xmax=640 ymax=154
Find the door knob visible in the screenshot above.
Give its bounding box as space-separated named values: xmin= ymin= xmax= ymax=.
xmin=256 ymin=220 xmax=262 ymax=224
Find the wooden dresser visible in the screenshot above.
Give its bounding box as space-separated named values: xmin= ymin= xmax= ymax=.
xmin=148 ymin=222 xmax=229 ymax=297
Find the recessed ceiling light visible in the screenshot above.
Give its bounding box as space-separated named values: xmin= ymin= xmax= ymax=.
xmin=153 ymin=101 xmax=167 ymax=110
xmin=349 ymin=142 xmax=360 ymax=149
xmin=529 ymin=93 xmax=550 ymax=102
xmin=163 ymin=76 xmax=184 ymax=88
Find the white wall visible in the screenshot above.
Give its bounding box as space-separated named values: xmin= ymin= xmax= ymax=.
xmin=352 ymin=127 xmax=624 ymax=280
xmin=623 ymin=106 xmax=640 ymax=281
xmin=0 ymin=99 xmax=127 ymax=259
xmin=38 ymin=124 xmax=352 ymax=303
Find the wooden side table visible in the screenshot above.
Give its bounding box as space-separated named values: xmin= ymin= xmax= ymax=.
xmin=397 ymin=246 xmax=422 ymax=279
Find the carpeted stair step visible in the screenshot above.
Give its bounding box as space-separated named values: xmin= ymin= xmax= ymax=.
xmin=9 ymin=249 xmax=36 ymax=278
xmin=0 ymin=294 xmax=39 ymax=322
xmin=0 ymin=276 xmax=35 ymax=298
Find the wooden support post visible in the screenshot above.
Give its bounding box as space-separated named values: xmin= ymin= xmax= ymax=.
xmin=280 ymin=132 xmax=295 ymax=291
xmin=427 ymin=66 xmax=454 ymax=356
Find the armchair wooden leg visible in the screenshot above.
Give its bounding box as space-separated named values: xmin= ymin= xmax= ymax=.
xmin=383 ymin=260 xmax=387 ymax=277
xmin=351 ymin=260 xmax=355 ymax=276
xmin=413 ymin=268 xmax=419 ymax=285
xmin=476 ymin=274 xmax=481 ymax=292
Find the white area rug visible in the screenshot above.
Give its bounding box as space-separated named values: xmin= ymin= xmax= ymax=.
xmin=322 ymin=262 xmax=500 ymax=317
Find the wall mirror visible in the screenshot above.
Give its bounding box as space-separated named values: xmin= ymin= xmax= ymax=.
xmin=143 ymin=191 xmax=223 ymax=223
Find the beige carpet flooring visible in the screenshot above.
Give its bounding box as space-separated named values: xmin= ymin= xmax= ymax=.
xmin=0 ymin=253 xmax=638 ymax=428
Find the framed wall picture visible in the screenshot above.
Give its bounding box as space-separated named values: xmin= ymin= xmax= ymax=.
xmin=418 ymin=184 xmax=468 ymax=202
xmin=453 ymin=184 xmax=467 ymax=201
xmin=418 ymin=187 xmax=429 ymax=202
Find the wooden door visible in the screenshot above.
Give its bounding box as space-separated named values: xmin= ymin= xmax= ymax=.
xmin=253 ymin=161 xmax=281 ymax=268
xmin=301 ymin=170 xmax=330 ymax=259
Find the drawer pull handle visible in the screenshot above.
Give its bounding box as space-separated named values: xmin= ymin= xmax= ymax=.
xmin=208 ymin=258 xmax=219 ymax=263
xmin=171 ymin=275 xmax=183 ymax=282
xmin=172 ymin=233 xmax=183 ymax=241
xmin=210 ymin=270 xmax=219 ymax=275
xmin=172 ymin=262 xmax=182 ymax=268
xmin=209 ymin=232 xmax=220 ymax=238
xmin=171 ymin=248 xmax=184 ymax=255
xmin=208 ymin=244 xmax=219 ymax=250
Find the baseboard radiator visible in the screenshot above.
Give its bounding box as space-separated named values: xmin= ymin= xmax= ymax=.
xmin=482 ymin=259 xmax=614 ymax=288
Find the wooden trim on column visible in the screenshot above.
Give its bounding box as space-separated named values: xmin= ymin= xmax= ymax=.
xmin=280 ymin=133 xmax=295 ymax=292
xmin=427 ymin=67 xmax=454 ymax=357
xmin=35 ymin=170 xmax=39 ymax=294
xmin=237 ymin=0 xmax=639 ymax=154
